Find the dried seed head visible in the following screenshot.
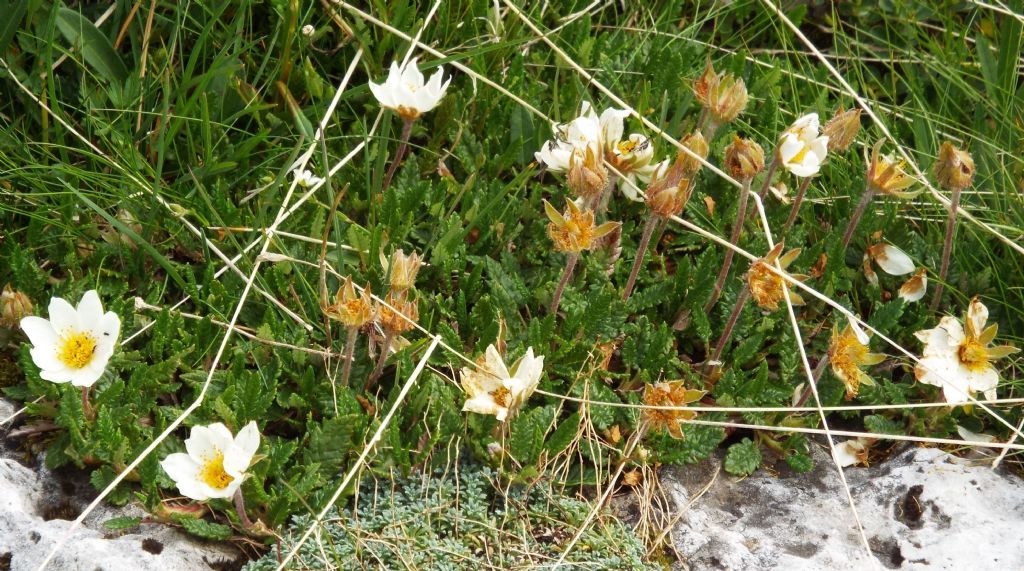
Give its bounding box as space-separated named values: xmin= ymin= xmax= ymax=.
xmin=933 ymin=141 xmax=975 ymax=192
xmin=566 ymin=145 xmax=609 ymax=201
xmin=1 ymin=284 xmax=32 ymax=327
xmin=747 ymin=242 xmax=808 ymax=311
xmin=679 ymin=131 xmax=709 ymax=175
xmin=379 ymin=290 xmax=418 ymax=335
xmin=645 ymin=176 xmax=692 ymax=219
xmin=388 ymin=249 xmax=423 ymax=292
xmin=642 ymin=380 xmax=705 ymax=440
xmin=324 ymin=277 xmax=374 ymax=328
xmin=693 ymin=59 xmax=717 ymax=105
xmin=706 ymin=74 xmax=748 ymax=126
xmin=544 ymin=198 xmax=620 ymax=253
xmin=867 ymin=139 xmax=919 ymax=198
xmin=723 ymin=136 xmax=765 ymax=180
xmin=822 ymin=108 xmax=862 ymax=152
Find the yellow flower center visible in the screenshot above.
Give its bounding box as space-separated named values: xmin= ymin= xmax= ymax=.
xmin=617 ymin=139 xmax=637 ymax=155
xmin=490 ymin=387 xmax=512 ymax=408
xmin=958 ymin=339 xmax=990 ymax=372
xmin=199 ymin=451 xmax=234 ymax=490
xmin=57 ymin=332 xmax=97 ymax=369
xmin=788 ymin=144 xmax=809 ymax=165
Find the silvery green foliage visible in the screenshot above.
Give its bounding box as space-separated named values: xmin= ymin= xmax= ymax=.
xmin=244 ymin=464 xmax=657 ymax=571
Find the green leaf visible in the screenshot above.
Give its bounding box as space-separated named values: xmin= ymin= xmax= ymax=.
xmin=302 ymin=415 xmax=357 ymax=476
xmin=510 ymin=405 xmax=554 ymax=466
xmin=103 ymin=516 xmax=142 ymax=531
xmin=545 ymin=412 xmax=581 ymax=454
xmin=864 ymin=414 xmax=904 ymax=436
xmin=179 ymin=518 xmax=233 ymax=541
xmin=0 ymin=1 xmax=27 ymax=55
xmin=56 ymin=8 xmax=129 ymax=83
xmin=724 ymin=438 xmax=762 ymax=476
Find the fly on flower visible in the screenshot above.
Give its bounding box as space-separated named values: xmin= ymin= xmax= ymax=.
xmin=161 ymin=422 xmax=260 ymax=501
xmin=20 ymin=290 xmax=120 ymax=387
xmin=914 ymin=297 xmax=1018 ymax=404
xmin=461 ymin=344 xmax=545 ymax=422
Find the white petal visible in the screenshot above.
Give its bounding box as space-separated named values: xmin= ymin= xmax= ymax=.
xmin=20 ymin=316 xmax=58 ymax=351
xmin=789 ymin=113 xmax=820 ymax=138
xmin=967 ymin=298 xmax=989 ymax=335
xmin=400 ymin=57 xmax=425 ymax=89
xmin=483 ymin=344 xmax=511 ymax=380
xmin=809 ymin=136 xmax=829 ymax=162
xmin=29 ymin=345 xmax=63 ymax=371
xmin=368 ymin=80 xmax=395 ymax=108
xmin=463 ymin=394 xmax=501 ymax=418
xmin=848 ymin=318 xmax=870 ymax=345
xmin=186 ymin=424 xmax=233 ymax=461
xmin=956 ymin=425 xmax=997 ymax=444
xmin=161 ymin=453 xmax=201 ymax=488
xmin=223 ymin=422 xmax=260 ymax=475
xmin=937 ymin=316 xmax=965 ymax=345
xmin=48 ymin=296 xmax=80 ymax=335
xmin=599 ymin=107 xmax=629 ymax=147
xmin=777 ymin=134 xmax=803 ymax=165
xmin=968 ymin=367 xmax=998 ymax=395
xmin=39 ymin=367 xmax=74 ymax=384
xmin=76 ymin=290 xmax=104 ymax=326
xmin=833 ymin=440 xmax=864 ymax=467
xmin=875 ymin=245 xmax=915 ymax=275
xmin=68 ymin=360 xmax=105 ymax=387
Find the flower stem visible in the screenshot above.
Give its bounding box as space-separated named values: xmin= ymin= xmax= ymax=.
xmin=700 ymin=119 xmax=720 ymax=143
xmin=81 ymin=386 xmax=94 ymax=421
xmin=381 ymin=117 xmax=415 ymax=193
xmin=930 ymin=186 xmax=961 ymax=312
xmin=550 ymin=252 xmax=580 ymax=315
xmin=794 ymin=354 xmax=831 ymax=409
xmin=781 ymin=176 xmax=813 ymax=233
xmin=756 ymin=155 xmax=779 ymax=201
xmin=594 ymin=176 xmax=618 ymax=220
xmin=704 ymin=178 xmax=751 ymax=315
xmin=839 ymin=185 xmax=876 ymax=254
xmin=337 ymin=326 xmax=359 ymax=410
xmin=623 ymin=216 xmax=659 ymax=301
xmin=706 ymin=286 xmax=751 ymax=375
xmin=365 ymin=330 xmax=395 ymax=392
xmin=233 ymin=488 xmax=254 ymax=529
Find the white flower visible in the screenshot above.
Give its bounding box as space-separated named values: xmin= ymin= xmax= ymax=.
xmin=301 ymin=24 xmax=315 ymax=37
xmin=292 ymin=168 xmax=323 ymax=189
xmin=834 ymin=438 xmax=872 ymax=467
xmin=777 ymin=113 xmax=829 ymax=178
xmin=914 ymin=297 xmax=1018 ymax=404
xmin=461 ymin=344 xmax=544 ymax=422
xmin=368 ymin=57 xmax=450 ymax=120
xmin=161 ymin=422 xmax=260 ymax=501
xmin=866 ymin=243 xmax=915 ymax=276
xmin=535 ymin=101 xmax=661 ymax=200
xmin=20 ymin=290 xmax=120 ymax=387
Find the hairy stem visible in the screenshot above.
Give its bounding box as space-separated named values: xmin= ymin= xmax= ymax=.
xmin=839 ymin=185 xmax=876 ymax=254
xmin=704 ymin=178 xmax=751 ymax=314
xmin=623 ymin=216 xmax=660 ymax=301
xmin=594 ymin=176 xmax=618 ymax=219
xmin=706 ymin=286 xmax=751 ymax=375
xmin=366 ymin=330 xmax=395 ymax=391
xmin=550 ymin=252 xmax=580 ymax=314
xmin=340 ymin=326 xmax=359 ymax=390
xmin=930 ymin=186 xmax=962 ymax=311
xmin=81 ymin=386 xmax=94 ymax=421
xmin=756 ymin=155 xmax=779 ymax=201
xmin=381 ymin=117 xmax=414 ymax=193
xmin=781 ymin=176 xmax=813 ymax=233
xmin=794 ymin=354 xmax=831 ymax=409
xmin=233 ymin=488 xmax=254 ymax=528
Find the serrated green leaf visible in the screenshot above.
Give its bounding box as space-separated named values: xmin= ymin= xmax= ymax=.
xmin=103 ymin=516 xmax=142 ymax=531
xmin=511 ymin=405 xmax=554 ymax=465
xmin=179 ymin=518 xmax=233 ymax=541
xmin=724 ymin=438 xmax=762 ymax=476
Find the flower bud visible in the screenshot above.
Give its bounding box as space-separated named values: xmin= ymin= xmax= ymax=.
xmin=566 ymin=145 xmax=608 ymax=202
xmin=933 ymin=141 xmax=974 ymax=192
xmin=679 ymin=131 xmax=709 ymax=175
xmin=645 ymin=178 xmax=691 ymax=219
xmin=1 ymin=285 xmax=32 ymax=328
xmin=723 ymin=137 xmax=765 ymax=180
xmin=693 ymin=59 xmax=717 ymax=106
xmin=822 ymin=108 xmax=862 ymax=152
xmin=388 ymin=249 xmax=423 ymax=292
xmin=706 ymin=74 xmax=748 ymax=126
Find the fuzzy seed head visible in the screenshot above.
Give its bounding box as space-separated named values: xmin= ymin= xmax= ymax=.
xmin=723 ymin=137 xmax=765 ymax=180
xmin=379 ymin=291 xmax=418 ymax=335
xmin=822 ymin=108 xmax=862 ymax=152
xmin=325 ymin=277 xmax=374 ymax=328
xmin=567 ymin=145 xmax=608 ymax=201
xmin=933 ymin=141 xmax=975 ymax=192
xmin=1 ymin=285 xmax=32 ymax=328
xmin=679 ymin=131 xmax=709 ymax=176
xmin=706 ymin=74 xmax=748 ymax=126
